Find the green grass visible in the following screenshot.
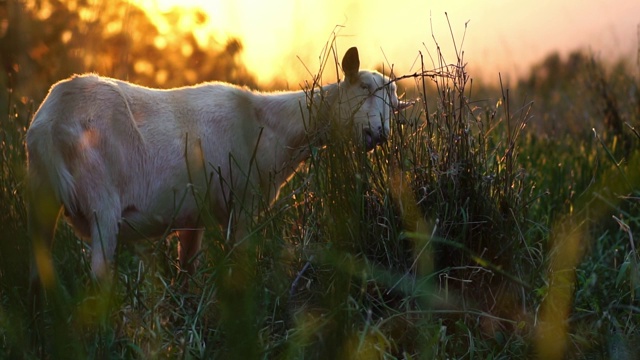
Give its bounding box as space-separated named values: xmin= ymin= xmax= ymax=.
xmin=2 ymin=40 xmax=640 ymax=359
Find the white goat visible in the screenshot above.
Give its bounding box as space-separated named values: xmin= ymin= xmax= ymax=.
xmin=26 ymin=47 xmax=410 ymax=286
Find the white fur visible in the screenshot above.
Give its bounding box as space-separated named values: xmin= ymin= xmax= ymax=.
xmin=26 ymin=47 xmax=408 ymax=279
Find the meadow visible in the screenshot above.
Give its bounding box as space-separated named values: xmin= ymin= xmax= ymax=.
xmin=1 ymin=2 xmax=640 ymax=359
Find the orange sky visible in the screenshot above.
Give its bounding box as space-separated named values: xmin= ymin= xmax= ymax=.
xmin=132 ymin=0 xmax=639 ymax=87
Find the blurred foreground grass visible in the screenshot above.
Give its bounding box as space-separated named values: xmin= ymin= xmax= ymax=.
xmin=1 ymin=16 xmax=640 ymax=360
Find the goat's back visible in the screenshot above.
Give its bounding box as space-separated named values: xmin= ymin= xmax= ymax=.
xmin=26 ymin=74 xmax=255 ymax=239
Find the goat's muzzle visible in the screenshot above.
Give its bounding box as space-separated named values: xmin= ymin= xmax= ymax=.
xmin=362 ymin=128 xmax=386 ymax=151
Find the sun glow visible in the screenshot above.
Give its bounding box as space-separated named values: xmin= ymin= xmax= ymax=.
xmin=129 ymin=0 xmax=639 ymax=87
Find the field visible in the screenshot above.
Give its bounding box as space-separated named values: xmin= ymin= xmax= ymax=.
xmin=2 ymin=2 xmax=640 ymax=359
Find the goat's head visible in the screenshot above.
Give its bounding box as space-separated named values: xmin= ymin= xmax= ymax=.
xmin=336 ymin=47 xmax=412 ymax=151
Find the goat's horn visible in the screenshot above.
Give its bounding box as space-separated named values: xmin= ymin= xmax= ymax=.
xmin=395 ymin=99 xmax=417 ymax=112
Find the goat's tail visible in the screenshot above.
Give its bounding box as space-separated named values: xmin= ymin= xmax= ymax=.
xmin=26 ymin=117 xmax=77 ymax=216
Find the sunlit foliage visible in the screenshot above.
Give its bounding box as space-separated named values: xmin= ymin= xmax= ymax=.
xmin=0 ymin=0 xmax=256 ymax=104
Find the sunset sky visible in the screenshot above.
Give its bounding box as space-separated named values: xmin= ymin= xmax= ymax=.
xmin=132 ymin=0 xmax=639 ymax=86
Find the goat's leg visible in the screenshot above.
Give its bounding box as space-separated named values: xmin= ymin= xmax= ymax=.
xmin=28 ymin=182 xmax=61 ymax=292
xmin=27 ymin=181 xmax=61 ymax=355
xmin=89 ymin=206 xmax=120 ymax=280
xmin=178 ymin=228 xmax=204 ymax=275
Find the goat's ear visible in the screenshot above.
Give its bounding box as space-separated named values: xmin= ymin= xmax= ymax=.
xmin=342 ymin=47 xmax=360 ymax=84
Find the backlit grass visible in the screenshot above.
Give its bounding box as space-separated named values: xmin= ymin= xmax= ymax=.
xmin=1 ymin=34 xmax=639 ymax=359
